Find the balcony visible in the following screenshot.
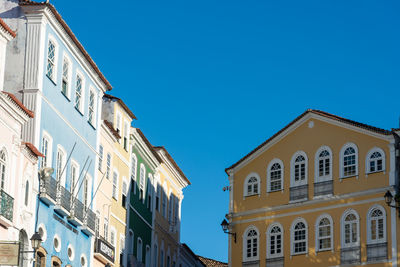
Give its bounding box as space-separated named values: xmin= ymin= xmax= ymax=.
xmin=266 ymin=257 xmax=284 ymax=267
xmin=314 ymin=180 xmax=333 ymax=197
xmin=341 ymin=246 xmax=360 ymax=265
xmin=54 ymin=185 xmax=71 ymax=217
xmin=0 ymin=189 xmax=14 ymax=226
xmin=94 ymin=237 xmax=115 ymax=264
xmin=82 ymin=208 xmax=96 ymax=236
xmin=68 ymin=198 xmax=84 ymax=226
xmin=367 ymin=242 xmax=387 ymax=262
xmin=39 ymin=176 xmax=57 ymax=205
xmin=290 ymin=184 xmax=308 ymax=201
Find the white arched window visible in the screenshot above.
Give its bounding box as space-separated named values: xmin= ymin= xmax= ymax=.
xmin=315 ymin=146 xmax=332 ymax=182
xmin=243 ymin=226 xmax=259 ymax=262
xmin=267 ymin=159 xmax=283 ymax=192
xmin=366 ymin=148 xmax=385 ymax=174
xmin=315 ymin=215 xmax=333 ymax=252
xmin=291 ymin=218 xmax=308 ymax=255
xmin=139 ymin=164 xmax=146 ymax=201
xmin=56 ymin=146 xmax=66 ymax=186
xmin=137 ymin=237 xmax=143 ymax=262
xmin=244 ymin=173 xmax=260 ymax=197
xmin=367 ymin=206 xmax=386 ymax=244
xmin=0 ymin=149 xmax=7 ymax=190
xmin=340 ymin=143 xmax=358 ymax=178
xmin=266 ymin=223 xmax=283 ymax=258
xmin=290 ymin=151 xmax=308 ymax=187
xmin=341 ymin=209 xmax=360 ymax=248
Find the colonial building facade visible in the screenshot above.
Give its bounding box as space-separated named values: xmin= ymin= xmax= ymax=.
xmin=225 ymin=110 xmax=399 ymax=267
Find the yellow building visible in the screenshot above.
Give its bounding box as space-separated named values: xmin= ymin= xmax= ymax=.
xmin=225 ymin=109 xmax=399 ymax=267
xmin=153 ymin=146 xmax=191 ymax=267
xmin=93 ymin=94 xmax=136 ymax=267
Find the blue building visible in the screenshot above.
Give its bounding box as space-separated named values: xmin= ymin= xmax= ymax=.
xmin=2 ymin=1 xmax=112 ymax=266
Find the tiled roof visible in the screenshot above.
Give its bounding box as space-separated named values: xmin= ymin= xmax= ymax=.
xmin=0 ymin=18 xmax=16 ymax=38
xmin=154 ymin=146 xmax=191 ymax=185
xmin=23 ymin=142 xmax=44 ymax=158
xmin=103 ymin=94 xmax=137 ymax=120
xmin=225 ymin=109 xmax=392 ymax=174
xmin=135 ymin=128 xmax=163 ymax=163
xmin=198 ymin=256 xmax=228 ymax=267
xmin=103 ymin=120 xmax=121 ymax=140
xmin=3 ymin=92 xmax=34 ymax=118
xmin=19 ymin=1 xmax=112 ymax=91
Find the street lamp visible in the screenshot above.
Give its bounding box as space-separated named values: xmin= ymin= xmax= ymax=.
xmin=30 ymin=232 xmax=42 ymax=250
xmin=384 ymin=190 xmax=400 ymax=217
xmin=221 ymin=219 xmax=236 ymax=243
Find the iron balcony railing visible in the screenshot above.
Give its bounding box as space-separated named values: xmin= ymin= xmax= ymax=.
xmin=290 ymin=184 xmax=308 ymax=201
xmin=0 ymin=189 xmax=13 ymax=221
xmin=56 ymin=184 xmax=71 ymax=212
xmin=84 ymin=208 xmax=96 ymax=232
xmin=341 ymin=246 xmax=361 ymax=265
xmin=367 ymin=242 xmax=387 ymax=262
xmin=314 ymin=180 xmax=333 ymax=197
xmin=266 ymin=257 xmax=284 ymax=267
xmin=40 ymin=176 xmax=58 ymax=202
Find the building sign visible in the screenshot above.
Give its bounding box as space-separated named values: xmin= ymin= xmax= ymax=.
xmin=95 ymin=238 xmax=114 ymax=262
xmin=0 ymin=242 xmax=19 ymax=266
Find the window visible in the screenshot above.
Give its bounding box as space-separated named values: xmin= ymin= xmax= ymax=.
xmin=168 ymin=193 xmax=173 ymax=223
xmin=291 ymin=218 xmax=307 ymax=255
xmin=95 ymin=211 xmax=100 ymax=237
xmin=56 ymin=147 xmax=66 ymax=185
xmin=315 ymin=146 xmax=332 ymax=182
xmin=98 ymin=145 xmax=103 ymax=171
xmin=41 ymin=133 xmax=52 ymax=169
xmin=137 ymin=238 xmax=143 ymax=262
xmin=80 ymin=255 xmax=87 ymax=267
xmin=340 ymin=143 xmax=358 ymax=178
xmin=243 ymin=226 xmax=259 ymax=261
xmin=139 ymin=164 xmax=146 ymax=201
xmin=0 ymin=149 xmax=6 ymax=190
xmin=88 ymin=89 xmax=96 ymax=125
xmin=106 ymin=153 xmax=111 ymax=179
xmin=110 ymin=229 xmax=116 ymax=247
xmin=267 ymin=223 xmax=283 ymax=258
xmin=70 ymin=163 xmax=78 ymax=196
xmin=131 ymin=154 xmax=137 ymax=193
xmin=341 ymin=210 xmax=359 ymax=248
xmin=112 ymin=171 xmax=118 ymax=199
xmin=316 ymin=215 xmax=333 ymax=252
xmin=75 ymin=74 xmax=84 ymax=112
xmin=46 ymin=39 xmax=56 ymax=81
xmin=122 ymin=178 xmax=127 ymax=207
xmin=174 ymin=196 xmax=179 ymax=225
xmin=367 ymin=206 xmax=386 ymax=244
xmin=366 ymin=148 xmax=385 ymax=174
xmin=156 ymin=183 xmax=160 ymax=211
xmin=62 ymin=56 xmax=70 ymax=96
xmin=123 ymin=121 xmax=129 ymax=150
xmin=24 ymin=180 xmax=29 ymax=206
xmin=160 ymin=249 xmax=164 ymax=267
xmin=83 ymin=175 xmax=89 ymax=208
xmin=120 ymin=235 xmax=125 ymax=266
xmin=147 ymin=175 xmax=152 ymax=210
xmin=154 ymin=243 xmax=158 ymax=267
xmin=162 ymin=186 xmax=167 ymax=217
xmin=116 ymin=113 xmax=122 ymax=141
xmin=103 ymin=217 xmax=108 ymax=241
xmin=244 ymin=173 xmax=260 ymax=197
xmin=291 ymin=152 xmax=308 ymax=185
xmin=267 ymin=159 xmax=283 ymax=192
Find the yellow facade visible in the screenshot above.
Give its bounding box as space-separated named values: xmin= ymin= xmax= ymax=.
xmin=226 ymin=110 xmax=399 ymax=267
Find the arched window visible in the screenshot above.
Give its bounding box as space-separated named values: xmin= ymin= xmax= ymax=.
xmin=341 ymin=210 xmax=359 ymax=247
xmin=106 ymin=153 xmax=111 ymax=179
xmin=340 ymin=143 xmax=358 ymax=178
xmin=244 ymin=173 xmax=260 ymax=197
xmin=243 ymin=226 xmax=259 ymax=261
xmin=315 ymin=215 xmax=333 ymax=252
xmin=267 ymin=223 xmax=283 ymax=258
xmin=139 ymin=164 xmax=146 ymax=201
xmin=0 ymin=149 xmax=7 ymax=190
xmin=366 ymin=148 xmax=385 ymax=174
xmin=315 ymin=146 xmax=332 ymax=182
xmin=367 ymin=206 xmax=386 ymax=244
xmin=291 ymin=218 xmax=308 ymax=255
xmin=290 ymin=152 xmax=308 ymax=187
xmin=267 ymin=159 xmax=283 ymax=192
xmin=56 ymin=146 xmax=66 ymax=186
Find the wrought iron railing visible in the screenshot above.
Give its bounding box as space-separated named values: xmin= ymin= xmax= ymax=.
xmin=85 ymin=209 xmax=96 ymax=232
xmin=74 ymin=198 xmax=85 ymax=222
xmin=56 ymin=185 xmax=71 ymax=211
xmin=341 ymin=246 xmax=360 ymax=265
xmin=266 ymin=257 xmax=284 ymax=267
xmin=290 ymin=184 xmax=308 ymax=201
xmin=40 ymin=176 xmax=57 ymax=201
xmin=0 ymin=189 xmax=13 ymax=221
xmin=367 ymin=242 xmax=387 ymax=262
xmin=314 ymin=180 xmax=333 ymax=197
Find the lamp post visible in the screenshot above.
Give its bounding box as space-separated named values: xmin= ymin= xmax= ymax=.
xmin=221 ymin=219 xmax=236 ymax=243
xmin=384 ymin=190 xmax=400 ymax=217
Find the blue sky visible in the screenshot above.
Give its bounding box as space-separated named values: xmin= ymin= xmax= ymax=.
xmin=51 ymin=0 xmax=399 ymax=261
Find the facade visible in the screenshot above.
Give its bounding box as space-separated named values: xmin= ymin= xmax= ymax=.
xmin=179 ymin=244 xmax=206 ymax=267
xmin=1 ymin=1 xmax=111 ymax=266
xmin=153 ymin=147 xmax=190 ymax=267
xmin=127 ymin=128 xmax=161 ymax=267
xmin=225 ymin=109 xmax=400 ymax=267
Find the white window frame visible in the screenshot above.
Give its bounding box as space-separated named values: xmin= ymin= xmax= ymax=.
xmin=123 ymin=120 xmax=129 ymax=150
xmin=88 ymin=87 xmax=97 ymax=127
xmin=367 ymin=205 xmax=387 ymax=244
xmin=83 ymin=174 xmax=92 ymax=208
xmin=341 ymin=209 xmax=360 ymax=248
xmin=112 ymin=170 xmax=119 ymax=200
xmin=243 ymin=225 xmax=260 ymax=262
xmin=139 ymin=163 xmax=146 ymax=201
xmin=340 ymin=143 xmax=358 ymax=179
xmin=266 ymin=222 xmax=284 ymax=259
xmin=314 ymin=146 xmax=333 ymax=183
xmin=103 ymin=217 xmax=109 ymax=241
xmin=290 ymin=151 xmax=308 ymax=187
xmin=0 ymin=148 xmax=8 ymax=191
xmin=315 ymin=214 xmax=333 ymax=252
xmin=61 ymin=53 xmax=72 ymax=98
xmin=74 ymin=70 xmax=85 ymax=113
xmin=267 ymin=158 xmax=284 ymax=192
xmin=46 ymin=36 xmax=58 ymax=83
xmin=106 ymin=153 xmax=112 ymax=179
xmin=243 ymin=172 xmax=260 ymax=197
xmin=41 ymin=131 xmax=53 ymax=169
xmin=162 ymin=183 xmax=168 ymax=218
xmin=116 ymin=112 xmax=122 ymax=143
xmin=365 ymin=147 xmax=386 ymax=174
xmin=290 ymin=217 xmax=308 ymax=255
xmin=110 ymin=227 xmax=116 ymax=247
xmin=147 ymin=174 xmax=153 ymax=210
xmin=56 ymin=145 xmax=67 ymax=187
xmin=98 ymin=145 xmax=103 ymax=171
xmin=70 ymin=160 xmax=79 ymax=196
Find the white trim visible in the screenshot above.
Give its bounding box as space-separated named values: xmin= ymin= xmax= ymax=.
xmin=340 ymin=209 xmax=360 ymax=248
xmin=110 ymin=226 xmax=117 ymax=247
xmin=80 ymin=253 xmax=88 ymax=267
xmin=365 ymin=147 xmax=386 ymax=175
xmin=56 ymin=144 xmax=67 ymax=186
xmin=74 ymin=69 xmax=85 ymax=113
xmin=110 ymin=212 xmax=127 ymax=226
xmin=242 ymin=225 xmax=260 ymax=262
xmin=67 ymin=243 xmax=75 ymax=261
xmin=112 ymin=169 xmax=119 ymax=200
xmin=61 ymin=52 xmax=72 ymax=99
xmin=266 ymin=222 xmax=284 ymax=258
xmin=37 ymin=223 xmax=47 ymax=242
xmin=46 ymin=34 xmax=58 ymax=83
xmin=88 ymin=86 xmax=97 ymax=128
xmin=70 ymin=159 xmax=79 ymax=196
xmin=128 ymin=203 xmax=153 ymax=229
xmin=53 ymin=234 xmax=61 ymax=252
xmin=290 ymin=151 xmax=308 ymax=187
xmin=137 ymin=237 xmax=143 ymax=262
xmin=339 ymin=142 xmax=358 ymax=179
xmin=314 ymin=146 xmax=333 ymax=183
xmin=267 ymin=158 xmax=284 ymax=192
xmin=315 ymin=214 xmax=333 ymax=253
xmin=366 ymin=204 xmax=387 ymax=244
xmin=41 ymin=130 xmax=53 ymax=168
xmin=290 ymin=217 xmax=308 ymax=255
xmin=243 ymin=172 xmax=260 ymax=197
